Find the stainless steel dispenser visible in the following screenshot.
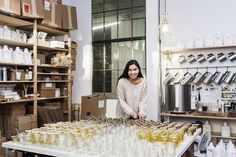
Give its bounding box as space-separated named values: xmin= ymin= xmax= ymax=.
xmin=165 ymin=84 xmax=191 ymax=113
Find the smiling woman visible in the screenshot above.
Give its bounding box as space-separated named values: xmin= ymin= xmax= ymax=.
xmin=116 ymin=59 xmax=147 ymax=119
xmin=92 ymin=0 xmax=146 ymax=98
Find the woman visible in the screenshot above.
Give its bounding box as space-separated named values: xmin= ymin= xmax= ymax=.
xmin=116 ymin=59 xmax=147 ymax=119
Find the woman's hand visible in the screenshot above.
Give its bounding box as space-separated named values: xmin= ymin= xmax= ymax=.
xmin=130 ymin=112 xmax=138 ymax=119
xmin=139 ymin=114 xmax=146 ymax=120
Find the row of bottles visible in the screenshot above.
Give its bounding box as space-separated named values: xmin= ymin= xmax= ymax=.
xmin=0 ymin=25 xmax=27 ymax=42
xmin=203 ymin=121 xmax=231 ymax=138
xmin=0 ymin=45 xmax=32 ymax=64
xmin=0 ymin=67 xmax=33 ymax=81
xmin=207 ymin=140 xmax=236 ymax=157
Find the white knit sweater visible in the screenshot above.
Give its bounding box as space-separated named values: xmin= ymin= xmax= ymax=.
xmin=116 ymin=78 xmax=147 ymax=118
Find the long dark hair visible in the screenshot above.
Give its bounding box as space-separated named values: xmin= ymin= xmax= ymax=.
xmin=118 ymin=59 xmax=143 ymax=82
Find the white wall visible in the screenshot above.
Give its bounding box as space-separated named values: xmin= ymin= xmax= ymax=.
xmin=63 ymin=0 xmax=93 ymax=104
xmin=163 ymin=0 xmax=236 ymax=48
xmin=146 ymin=0 xmax=161 ymax=120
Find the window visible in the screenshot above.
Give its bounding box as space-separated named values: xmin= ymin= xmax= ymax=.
xmin=92 ymin=0 xmax=146 ymax=98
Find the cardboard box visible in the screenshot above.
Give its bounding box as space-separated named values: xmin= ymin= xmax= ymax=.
xmin=37 ymin=53 xmax=45 ymax=64
xmin=2 ymin=103 xmax=26 ymax=116
xmin=38 ymin=39 xmax=50 ymax=47
xmin=0 ymin=137 xmax=6 ymax=156
xmin=42 ymin=0 xmax=62 ymax=28
xmin=40 ymin=88 xmax=55 ymax=97
xmin=62 ymin=5 xmax=78 ymax=29
xmin=71 ymin=58 xmax=76 ymax=70
xmin=71 ymin=50 xmax=77 ymax=59
xmin=21 ymin=0 xmax=44 ymax=18
xmin=51 ymin=56 xmax=71 ymax=66
xmin=52 ymin=0 xmax=62 ymax=4
xmin=56 ymin=51 xmax=67 ymax=57
xmin=37 ymin=105 xmax=64 ymax=127
xmin=49 ymin=40 xmax=65 ymax=48
xmin=0 ymin=0 xmax=21 ymax=16
xmin=40 ymin=82 xmax=56 ymax=89
xmin=60 ymin=86 xmax=68 ymax=96
xmin=51 ymin=75 xmax=62 ymax=80
xmin=12 ymin=114 xmax=37 ymax=132
xmin=81 ymin=95 xmax=106 ymax=119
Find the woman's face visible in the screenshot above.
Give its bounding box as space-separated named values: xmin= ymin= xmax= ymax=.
xmin=128 ymin=64 xmax=139 ymax=80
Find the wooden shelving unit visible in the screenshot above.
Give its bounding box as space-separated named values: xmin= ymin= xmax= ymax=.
xmin=0 ymin=13 xmax=73 ymax=123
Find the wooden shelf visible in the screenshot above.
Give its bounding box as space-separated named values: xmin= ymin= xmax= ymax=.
xmin=21 ymin=25 xmax=67 ymax=36
xmin=221 ymin=91 xmax=236 ymax=94
xmin=0 ymin=99 xmax=34 ymax=104
xmin=0 ymin=81 xmax=34 ymax=83
xmin=37 ymin=65 xmax=69 ymax=69
xmin=37 ymin=96 xmax=69 ymax=101
xmin=37 ymin=45 xmax=68 ymax=52
xmin=0 ymin=39 xmax=33 ymax=47
xmin=37 ymin=25 xmax=68 ymax=36
xmin=162 ymin=45 xmax=236 ymax=54
xmin=0 ymin=63 xmax=34 ymax=67
xmin=222 ymin=98 xmax=236 ymax=101
xmin=212 ymin=132 xmax=236 ymax=140
xmin=37 ymin=73 xmax=68 ymax=76
xmin=37 ymin=80 xmax=68 ymax=83
xmin=161 ymin=112 xmax=236 ymax=120
xmin=0 ymin=14 xmax=32 ymax=27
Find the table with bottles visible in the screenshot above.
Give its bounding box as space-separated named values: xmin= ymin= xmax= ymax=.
xmin=2 ymin=118 xmax=201 ymax=157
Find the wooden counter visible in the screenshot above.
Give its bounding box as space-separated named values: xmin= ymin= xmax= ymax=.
xmin=161 ymin=112 xmax=236 ymax=120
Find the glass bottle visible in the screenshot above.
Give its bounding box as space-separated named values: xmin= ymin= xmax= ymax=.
xmin=28 ymin=67 xmax=33 ymax=81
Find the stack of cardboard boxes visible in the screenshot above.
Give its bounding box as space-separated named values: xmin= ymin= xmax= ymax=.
xmin=37 ymin=102 xmax=64 ymax=127
xmin=0 ymin=103 xmax=36 ymax=139
xmin=39 ymin=82 xmax=56 ymax=98
xmin=71 ymin=42 xmax=78 ymax=70
xmin=0 ymin=0 xmax=77 ymax=30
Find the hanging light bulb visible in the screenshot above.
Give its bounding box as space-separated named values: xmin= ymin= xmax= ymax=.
xmin=161 ymin=13 xmax=169 ymax=33
xmin=160 ymin=0 xmax=173 ymax=36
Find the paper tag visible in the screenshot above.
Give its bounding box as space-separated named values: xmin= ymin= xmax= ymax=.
xmin=98 ymin=100 xmax=105 ymax=108
xmin=44 ymin=0 xmax=50 ymax=11
xmin=23 ymin=3 xmax=30 ymax=14
xmin=45 ymin=83 xmax=52 ymax=87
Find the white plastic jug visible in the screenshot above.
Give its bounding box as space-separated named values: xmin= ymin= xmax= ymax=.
xmin=13 ymin=47 xmax=22 ymax=64
xmin=23 ymin=48 xmax=32 ymax=64
xmin=2 ymin=45 xmax=12 ymax=63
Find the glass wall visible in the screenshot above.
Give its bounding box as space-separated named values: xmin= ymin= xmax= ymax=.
xmin=92 ymin=0 xmax=146 ymax=98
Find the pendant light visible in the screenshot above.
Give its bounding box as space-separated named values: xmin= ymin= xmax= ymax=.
xmin=160 ymin=0 xmax=172 ymax=35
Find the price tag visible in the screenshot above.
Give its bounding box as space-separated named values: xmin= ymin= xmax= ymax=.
xmin=44 ymin=0 xmax=51 ymax=11
xmin=98 ymin=100 xmax=105 ymax=108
